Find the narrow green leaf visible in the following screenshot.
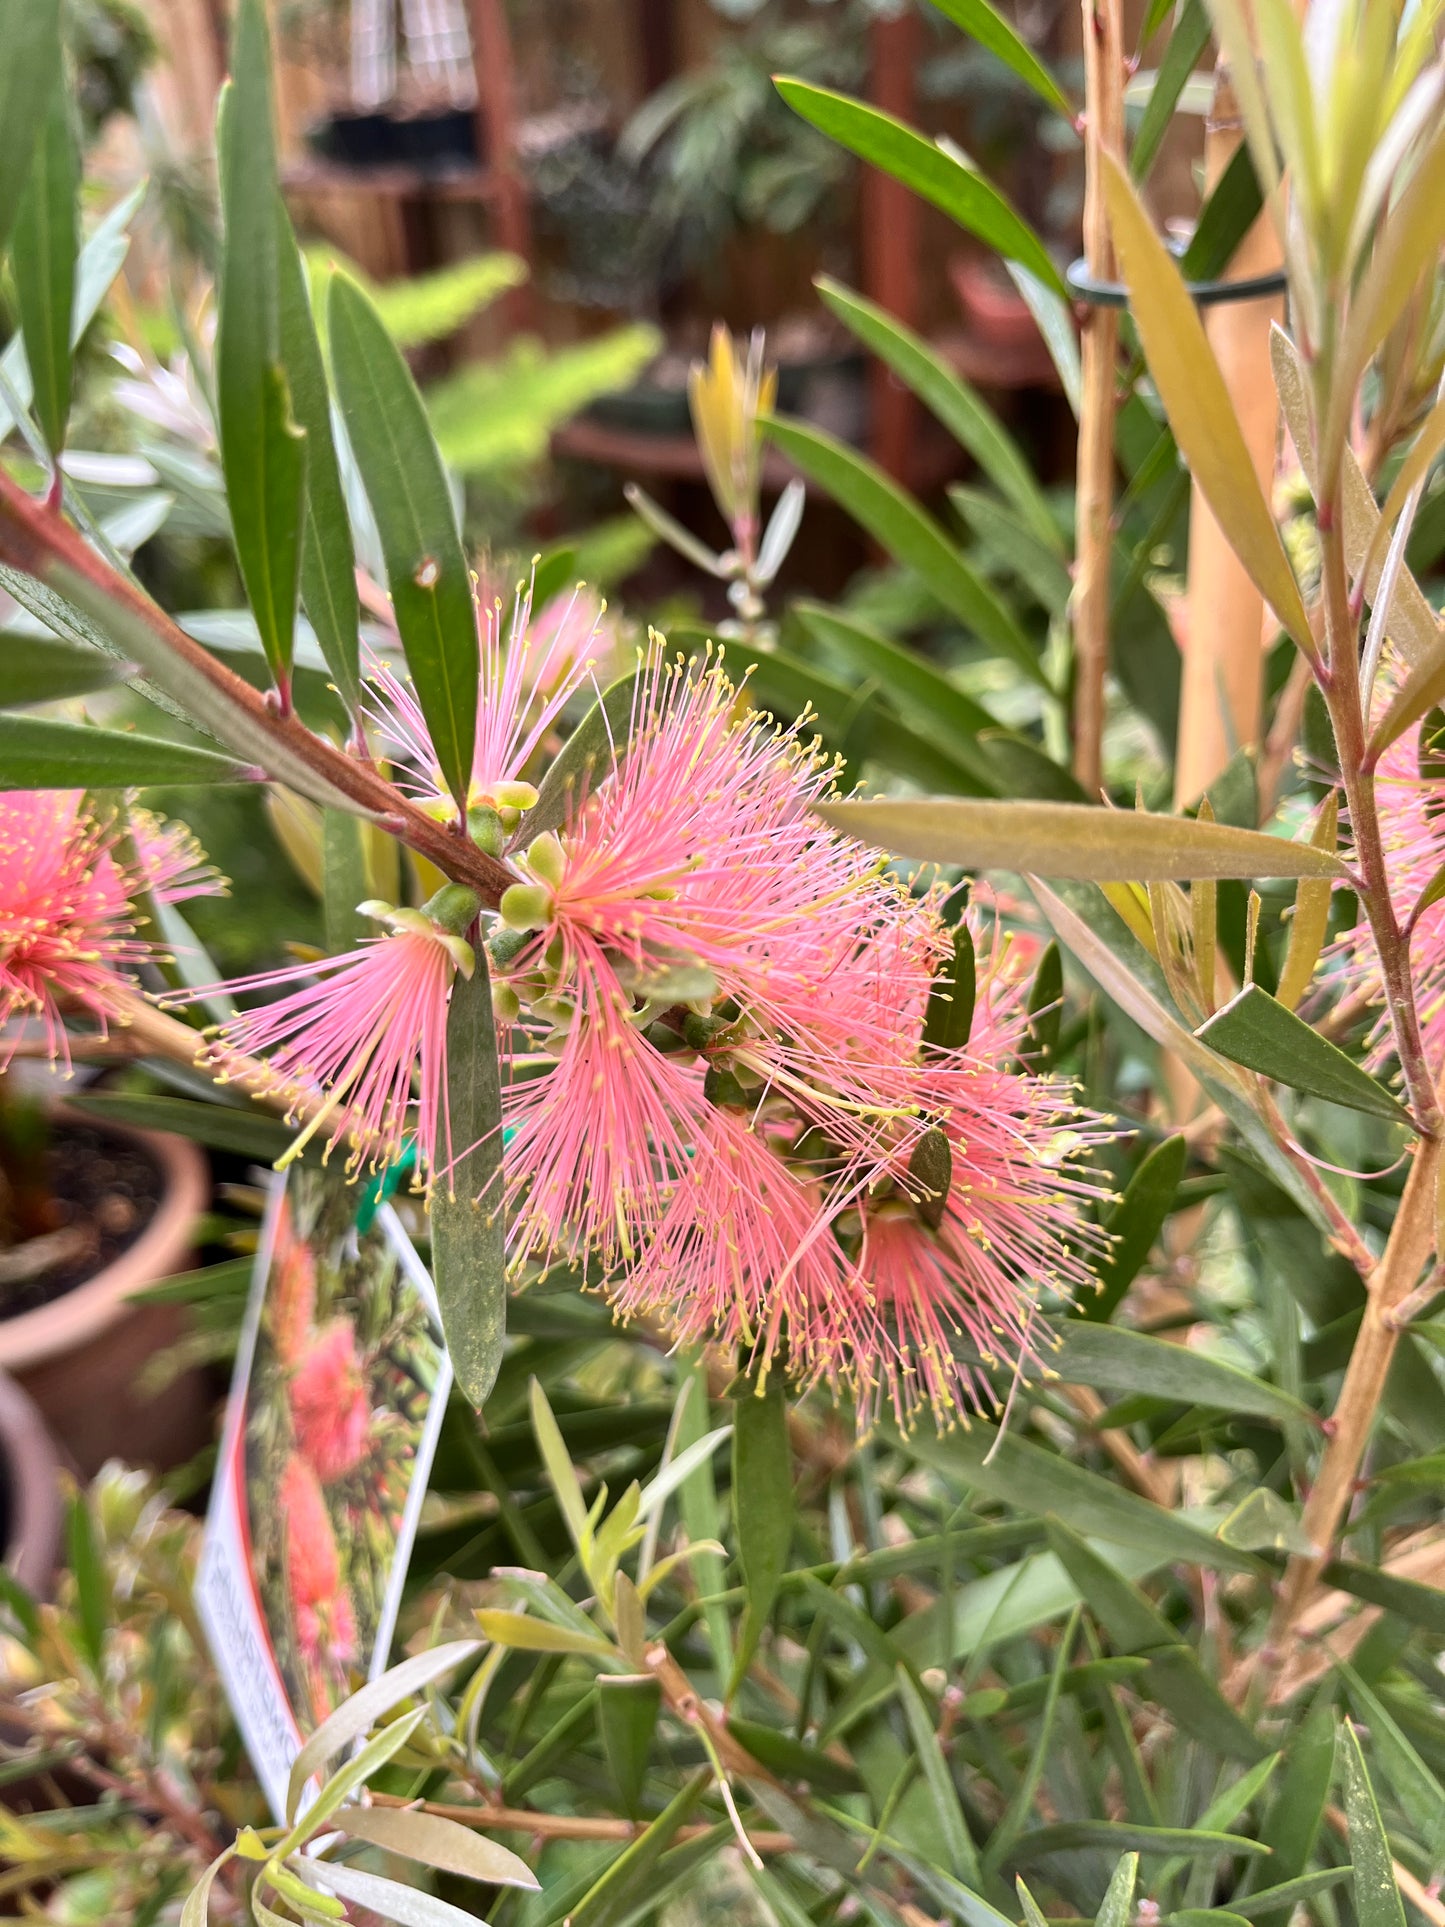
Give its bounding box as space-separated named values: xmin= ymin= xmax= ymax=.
xmin=924 ymin=924 xmax=977 ymax=1051
xmin=65 ymin=1493 xmax=106 ymax=1670
xmin=898 ymin=1421 xmax=1259 ymax=1572
xmin=817 ymin=278 xmax=1059 ymax=547
xmin=775 ymin=80 xmax=1064 ymax=293
xmin=767 ymin=418 xmax=1046 ymax=686
xmin=926 ymin=0 xmax=1073 ymax=115
xmin=526 ymin=670 xmax=639 ymax=842
xmin=1130 ymin=0 xmax=1211 ymax=180
xmin=1050 ymin=1319 xmax=1311 ymax=1423
xmin=897 ymin=1666 xmax=983 ymax=1884
xmin=793 ymin=600 xmax=1006 ymax=788
xmin=1007 ymin=263 xmax=1082 ymax=414
xmin=68 ymin=1091 xmax=295 ymax=1163
xmin=475 ymin=1610 xmax=615 ymax=1657
xmin=1096 ymin=1852 xmax=1139 ymax=1927
xmin=818 ymin=796 xmax=1348 ymax=881
xmin=731 ymin=1368 xmax=794 ymax=1686
xmin=1180 ymin=142 xmax=1264 ymax=280
xmin=1197 ymin=983 xmax=1412 ymax=1123
xmin=676 ymin=1364 xmax=732 ymax=1682
xmin=1339 ymin=1663 xmax=1445 ymax=1861
xmin=597 ymin=1674 xmax=662 ymax=1819
xmin=0 ymin=0 xmax=62 ymax=260
xmin=568 ymin=1773 xmax=711 ymax=1927
xmin=328 ymin=270 xmax=478 ymax=812
xmin=1231 ymin=1870 xmax=1353 ymax=1918
xmin=431 ymin=949 xmax=506 ymax=1408
xmin=1322 ymin=1559 xmax=1445 ymax=1638
xmin=1101 ymin=155 xmax=1313 ymax=655
xmin=216 ymin=0 xmax=306 ymax=692
xmin=322 ymin=809 xmax=368 ymax=954
xmin=1085 ymin=1134 xmax=1187 ymax=1321
xmin=1338 ymin=117 xmax=1445 ymax=423
xmin=1044 ymin=1522 xmax=1267 ymax=1760
xmin=0 ymin=714 xmax=253 ymax=788
xmin=1024 ymin=940 xmax=1063 ymax=1064
xmin=1341 ymin=1720 xmax=1408 ymax=1927
xmin=0 ymin=633 xmax=126 ymax=706
xmin=986 ymin=1610 xmax=1077 ymax=1872
xmin=12 ymin=91 xmax=78 ymax=458
xmin=276 ymin=205 xmax=361 ymax=715
xmin=727 ymin=1717 xmax=862 ymax=1793
xmin=949 ymin=486 xmax=1073 ymax=613
xmin=1010 ymin=1823 xmax=1268 ymax=1863
xmin=285 ymin=1639 xmax=480 ymax=1823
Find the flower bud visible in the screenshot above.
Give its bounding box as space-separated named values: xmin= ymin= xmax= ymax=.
xmin=422 ymin=883 xmax=483 ymax=935
xmin=466 ymin=803 xmax=505 ymax=857
xmin=492 ymin=981 xmax=522 ymax=1025
xmin=500 ymin=882 xmax=553 ymax=932
xmin=525 ymin=831 xmax=567 ymax=888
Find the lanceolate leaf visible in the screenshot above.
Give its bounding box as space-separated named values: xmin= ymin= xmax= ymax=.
xmin=1084 ymin=1134 xmax=1187 ymax=1321
xmin=1049 ymin=1319 xmax=1313 ymax=1423
xmin=926 ymin=0 xmax=1073 ymax=117
xmin=0 ymin=714 xmax=253 ymax=789
xmin=1101 ymin=156 xmax=1313 ymax=655
xmin=0 ymin=632 xmax=127 ymax=706
xmin=1341 ymin=1721 xmax=1408 ymax=1927
xmin=431 ymin=950 xmax=506 ymax=1409
xmin=815 ymin=277 xmax=1060 ymax=550
xmin=0 ymin=0 xmax=63 ymax=260
xmin=765 ymin=417 xmax=1048 ymax=686
xmin=1197 ymin=984 xmax=1413 ymax=1123
xmin=774 ymin=80 xmax=1064 ymax=294
xmin=596 ymin=1674 xmax=662 ymax=1819
xmin=816 ymin=796 xmax=1349 ymax=881
xmin=12 ymin=91 xmax=78 ymax=460
xmin=337 ymin=1806 xmax=538 ymax=1889
xmin=215 ymin=0 xmax=306 ymax=694
xmin=275 ymin=204 xmax=361 ymax=715
xmin=1130 ymin=0 xmax=1211 ymax=180
xmin=328 ymin=270 xmax=478 ymax=813
xmin=731 ymin=1369 xmax=794 ymax=1687
xmin=793 ymin=601 xmax=1006 ymax=788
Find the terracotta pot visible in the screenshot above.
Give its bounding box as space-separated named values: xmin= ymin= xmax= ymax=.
xmin=0 ymin=1368 xmax=60 ymax=1594
xmin=0 ymin=1117 xmax=211 ymax=1478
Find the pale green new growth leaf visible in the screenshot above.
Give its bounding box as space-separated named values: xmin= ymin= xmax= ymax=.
xmin=337 ymin=1806 xmax=540 ymax=1887
xmin=286 ymin=1640 xmax=480 ymax=1822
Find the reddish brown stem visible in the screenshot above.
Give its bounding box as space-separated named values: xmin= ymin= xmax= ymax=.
xmin=0 ymin=469 xmax=517 ymax=906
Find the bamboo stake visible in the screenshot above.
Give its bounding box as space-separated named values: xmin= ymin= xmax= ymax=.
xmin=1072 ymin=0 xmax=1127 ymax=796
xmin=1173 ymin=70 xmax=1287 ymax=808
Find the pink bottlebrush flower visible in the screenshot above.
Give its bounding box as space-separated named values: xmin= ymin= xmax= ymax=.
xmin=289 ymin=1318 xmax=371 ymax=1483
xmin=1333 ymin=717 xmax=1445 ymax=1073
xmin=279 ymin=1453 xmax=358 ymax=1707
xmin=199 ymin=905 xmax=473 ymax=1179
xmin=368 ymin=586 xmax=602 ymax=820
xmin=270 ymin=1218 xmax=316 ymax=1367
xmin=0 ymin=790 xmax=222 ymax=1067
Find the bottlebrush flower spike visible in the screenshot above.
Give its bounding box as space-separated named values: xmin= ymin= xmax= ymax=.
xmin=1334 ymin=714 xmax=1445 ymax=1075
xmin=196 ymin=895 xmax=477 ymax=1180
xmin=368 ymin=583 xmax=603 ymax=834
xmin=0 ymin=790 xmax=222 ymax=1068
xmin=279 ymin=1453 xmax=358 ymax=1713
xmin=289 ymin=1317 xmax=371 ymax=1483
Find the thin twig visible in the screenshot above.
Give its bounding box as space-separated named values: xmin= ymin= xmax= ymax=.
xmin=367 ymin=1792 xmax=795 ymax=1853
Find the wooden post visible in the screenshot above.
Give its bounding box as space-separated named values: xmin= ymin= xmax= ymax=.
xmin=1071 ymin=0 xmax=1126 ymax=796
xmin=861 ymin=7 xmax=922 ymax=485
xmin=1173 ymin=69 xmax=1286 ymax=808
